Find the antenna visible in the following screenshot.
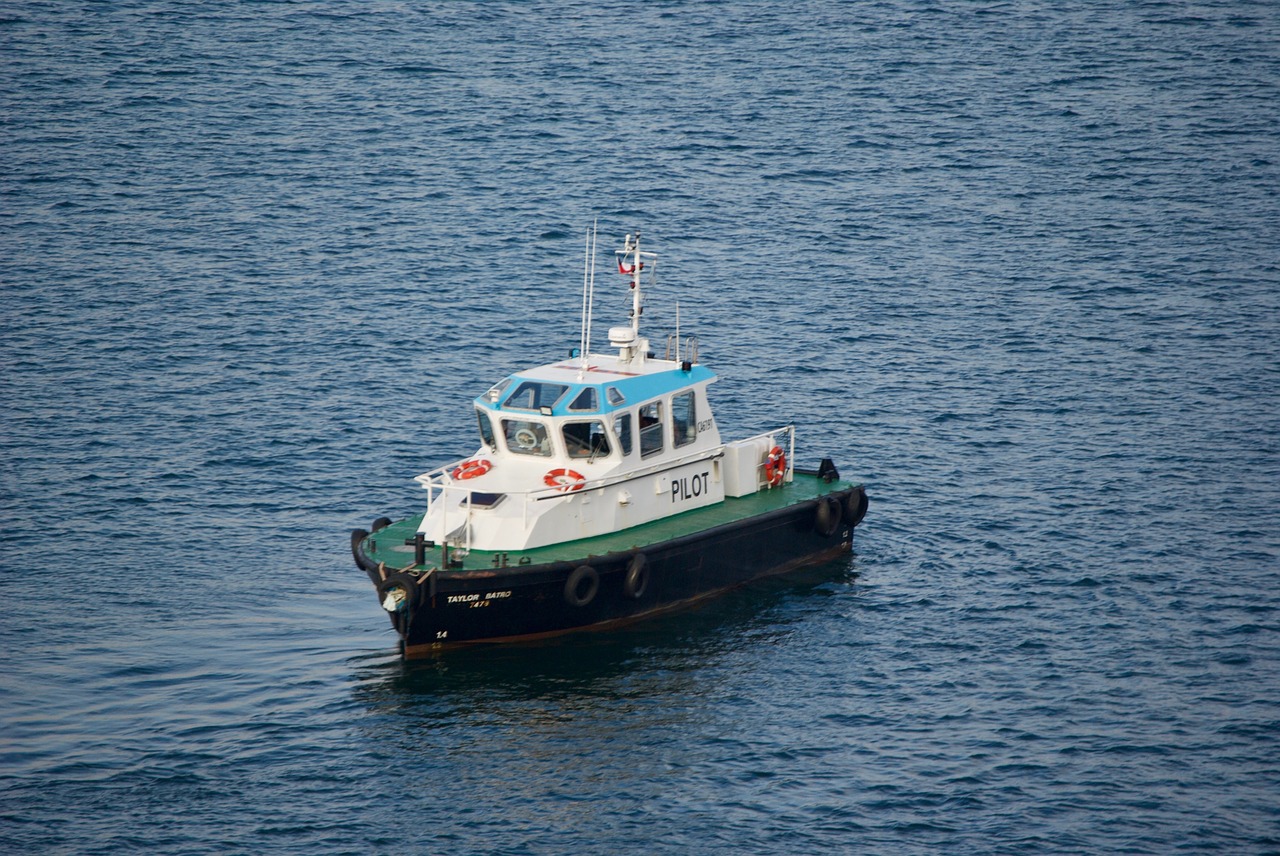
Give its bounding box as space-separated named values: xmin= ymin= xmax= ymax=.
xmin=585 ymin=220 xmax=597 ymax=370
xmin=579 ymin=227 xmax=590 ymax=366
xmin=675 ymin=300 xmax=681 ymax=361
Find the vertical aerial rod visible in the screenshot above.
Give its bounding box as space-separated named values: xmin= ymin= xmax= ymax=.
xmin=586 ymin=220 xmax=597 ymax=365
xmin=580 ymin=221 xmax=600 ymax=374
xmin=580 ymin=228 xmax=591 ymax=366
xmin=675 ymin=300 xmax=681 ymax=362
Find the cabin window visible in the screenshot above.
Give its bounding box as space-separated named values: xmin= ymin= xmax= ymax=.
xmin=615 ymin=413 xmax=632 ymax=456
xmin=568 ymin=387 xmax=599 ymax=411
xmin=563 ymin=421 xmax=610 ymax=459
xmin=484 ymin=378 xmax=512 ymax=404
xmin=639 ymin=401 xmax=663 ymax=458
xmin=503 ymin=381 xmax=569 ymax=412
xmin=672 ymin=391 xmax=696 ymax=448
xmin=501 ymin=419 xmax=552 ymax=456
xmin=476 ymin=410 xmax=497 ymax=450
xmin=606 ymin=386 xmax=625 ymax=406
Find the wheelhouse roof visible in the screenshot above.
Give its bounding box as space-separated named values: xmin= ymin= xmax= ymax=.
xmin=475 ymin=353 xmax=717 ymax=417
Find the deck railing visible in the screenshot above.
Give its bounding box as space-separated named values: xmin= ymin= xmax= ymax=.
xmin=736 ymin=424 xmax=795 ymax=488
xmin=413 ymin=444 xmax=738 ymax=554
xmin=412 ymin=425 xmax=794 ymax=554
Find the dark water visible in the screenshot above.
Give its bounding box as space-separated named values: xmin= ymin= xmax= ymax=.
xmin=3 ymin=1 xmax=1279 ymax=852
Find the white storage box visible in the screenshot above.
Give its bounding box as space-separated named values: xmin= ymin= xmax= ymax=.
xmin=722 ymin=437 xmax=770 ymax=497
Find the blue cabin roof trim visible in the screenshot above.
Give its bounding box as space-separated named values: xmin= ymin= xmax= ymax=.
xmin=475 ymin=364 xmax=717 ymax=417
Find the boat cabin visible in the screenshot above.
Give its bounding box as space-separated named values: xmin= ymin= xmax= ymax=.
xmin=476 ymin=356 xmax=719 ymax=469
xmin=413 ymin=234 xmax=791 ymax=554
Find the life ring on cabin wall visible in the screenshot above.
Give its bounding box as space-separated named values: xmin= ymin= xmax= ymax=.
xmin=764 ymin=445 xmax=787 ymax=487
xmin=451 ymin=459 xmax=493 ymax=480
xmin=544 ymin=467 xmax=586 ymax=492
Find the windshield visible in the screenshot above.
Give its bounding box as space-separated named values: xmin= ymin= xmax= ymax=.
xmin=503 ymin=381 xmax=569 ymax=412
xmin=502 ymin=419 xmax=552 ymax=456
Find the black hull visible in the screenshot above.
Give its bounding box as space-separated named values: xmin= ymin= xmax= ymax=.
xmin=353 ymin=485 xmax=867 ymax=658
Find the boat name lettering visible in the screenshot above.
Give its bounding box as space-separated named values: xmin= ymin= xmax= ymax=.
xmin=671 ymin=471 xmax=711 ymax=503
xmin=446 ymin=590 xmax=511 ymax=606
xmin=697 ymin=419 xmax=714 ymax=432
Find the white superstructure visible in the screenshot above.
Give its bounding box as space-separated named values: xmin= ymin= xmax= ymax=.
xmin=415 ymin=233 xmax=793 ymax=553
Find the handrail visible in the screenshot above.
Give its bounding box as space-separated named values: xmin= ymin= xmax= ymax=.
xmin=663 ymin=334 xmax=699 ymax=363
xmin=416 ymin=446 xmax=728 ymax=501
xmin=414 ymin=445 xmax=734 ymax=550
xmin=416 ymin=427 xmax=793 ymax=504
xmin=414 ymin=427 xmax=793 ymax=550
xmin=734 ymin=424 xmax=795 ymax=487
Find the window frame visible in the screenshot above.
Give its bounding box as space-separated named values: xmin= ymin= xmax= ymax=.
xmin=502 ymin=381 xmax=570 ymax=413
xmin=567 ymin=387 xmax=600 ymax=412
xmin=639 ymin=400 xmax=664 ymax=458
xmin=562 ymin=419 xmax=612 ymax=459
xmin=672 ymin=390 xmax=697 ymax=448
xmin=614 ymin=412 xmax=632 ymax=456
xmin=476 ymin=409 xmax=497 ymax=450
xmin=500 ymin=418 xmax=553 ymax=456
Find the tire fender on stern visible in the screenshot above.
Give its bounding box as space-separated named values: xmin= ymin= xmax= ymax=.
xmin=815 ymin=495 xmax=842 ymax=537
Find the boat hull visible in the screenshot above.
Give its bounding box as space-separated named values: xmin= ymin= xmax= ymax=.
xmin=353 ymin=484 xmax=867 ymax=657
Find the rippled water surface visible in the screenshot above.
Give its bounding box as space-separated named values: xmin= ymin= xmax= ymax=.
xmin=3 ymin=1 xmax=1279 ymax=853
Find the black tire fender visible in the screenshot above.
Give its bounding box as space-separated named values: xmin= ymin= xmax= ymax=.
xmin=351 ymin=528 xmax=370 ymax=563
xmin=815 ymin=495 xmax=842 ymax=537
xmin=623 ymin=552 xmax=649 ymax=600
xmin=843 ymin=487 xmax=869 ymax=527
xmin=377 ymin=572 xmax=420 ymax=613
xmin=564 ymin=564 xmax=599 ymax=607
xmin=371 ymin=516 xmax=392 ymax=533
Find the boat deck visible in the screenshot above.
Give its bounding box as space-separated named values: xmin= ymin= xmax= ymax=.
xmin=361 ymin=472 xmax=859 ymax=572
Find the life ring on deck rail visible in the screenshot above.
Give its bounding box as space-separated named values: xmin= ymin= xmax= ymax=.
xmin=451 ymin=458 xmax=492 ymax=480
xmin=764 ymin=445 xmax=787 ymax=487
xmin=544 ymin=467 xmax=586 ymax=492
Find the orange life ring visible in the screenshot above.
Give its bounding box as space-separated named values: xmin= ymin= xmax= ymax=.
xmin=451 ymin=458 xmax=492 ymax=480
xmin=764 ymin=445 xmax=786 ymax=487
xmin=544 ymin=467 xmax=586 ymax=492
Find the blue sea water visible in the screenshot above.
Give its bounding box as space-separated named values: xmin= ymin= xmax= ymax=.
xmin=3 ymin=0 xmax=1279 ymax=852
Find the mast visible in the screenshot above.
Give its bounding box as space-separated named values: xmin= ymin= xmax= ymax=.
xmin=611 ymin=232 xmax=657 ymax=363
xmin=620 ymin=232 xmax=656 ymax=335
xmin=628 ymin=232 xmax=642 ymax=337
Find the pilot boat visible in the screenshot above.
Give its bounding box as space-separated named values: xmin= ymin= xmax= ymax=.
xmin=351 ymin=231 xmax=868 ymax=657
